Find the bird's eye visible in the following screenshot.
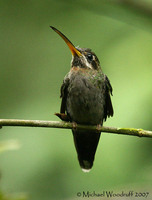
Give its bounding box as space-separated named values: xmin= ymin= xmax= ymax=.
xmin=87 ymin=54 xmax=93 ymax=61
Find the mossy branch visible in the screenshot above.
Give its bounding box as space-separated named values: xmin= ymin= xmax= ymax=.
xmin=0 ymin=119 xmax=152 ymax=138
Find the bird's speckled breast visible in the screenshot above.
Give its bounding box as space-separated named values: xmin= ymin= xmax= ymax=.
xmin=66 ymin=68 xmax=106 ymax=125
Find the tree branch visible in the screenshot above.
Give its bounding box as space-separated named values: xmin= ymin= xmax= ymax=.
xmin=0 ymin=119 xmax=152 ymax=138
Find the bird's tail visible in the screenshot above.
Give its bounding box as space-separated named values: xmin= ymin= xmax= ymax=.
xmin=72 ymin=130 xmax=101 ymax=172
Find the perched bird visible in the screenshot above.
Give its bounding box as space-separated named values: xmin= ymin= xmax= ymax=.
xmin=50 ymin=26 xmax=114 ymax=172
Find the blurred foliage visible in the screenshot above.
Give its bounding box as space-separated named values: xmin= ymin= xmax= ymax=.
xmin=0 ymin=140 xmax=20 ymax=154
xmin=0 ymin=141 xmax=26 ymax=200
xmin=0 ymin=0 xmax=152 ymax=200
xmin=0 ymin=191 xmax=27 ymax=200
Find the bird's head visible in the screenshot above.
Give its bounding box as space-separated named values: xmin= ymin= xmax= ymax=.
xmin=50 ymin=26 xmax=101 ymax=71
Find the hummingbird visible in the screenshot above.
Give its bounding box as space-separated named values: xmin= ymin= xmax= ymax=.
xmin=50 ymin=26 xmax=114 ymax=172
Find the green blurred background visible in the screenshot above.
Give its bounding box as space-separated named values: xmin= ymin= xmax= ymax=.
xmin=0 ymin=0 xmax=152 ymax=199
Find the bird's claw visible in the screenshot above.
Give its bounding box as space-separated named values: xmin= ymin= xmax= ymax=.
xmin=72 ymin=122 xmax=77 ymax=131
xmin=96 ymin=124 xmax=102 ymax=133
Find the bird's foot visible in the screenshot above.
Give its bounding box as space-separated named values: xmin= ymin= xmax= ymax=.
xmin=72 ymin=121 xmax=77 ymax=131
xmin=96 ymin=124 xmax=102 ymax=133
xmin=55 ymin=113 xmax=70 ymax=121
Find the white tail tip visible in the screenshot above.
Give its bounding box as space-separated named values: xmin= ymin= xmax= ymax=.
xmin=81 ymin=168 xmax=91 ymax=173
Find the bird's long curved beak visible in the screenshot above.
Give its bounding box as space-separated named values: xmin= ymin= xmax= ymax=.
xmin=50 ymin=26 xmax=82 ymax=57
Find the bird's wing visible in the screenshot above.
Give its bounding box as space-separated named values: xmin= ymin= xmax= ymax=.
xmin=60 ymin=76 xmax=69 ymax=113
xmin=55 ymin=76 xmax=70 ymax=121
xmin=103 ymin=75 xmax=114 ymax=121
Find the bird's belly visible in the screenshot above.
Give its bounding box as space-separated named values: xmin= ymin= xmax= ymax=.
xmin=66 ymin=79 xmax=105 ymax=125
